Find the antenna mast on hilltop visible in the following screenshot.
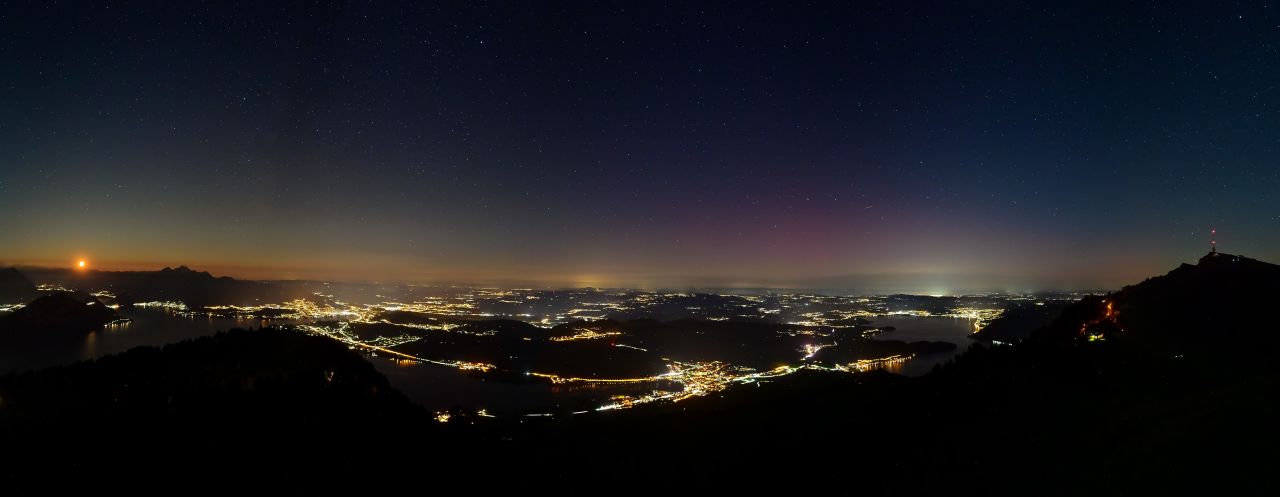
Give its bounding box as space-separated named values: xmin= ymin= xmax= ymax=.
xmin=1210 ymin=228 xmax=1217 ymax=254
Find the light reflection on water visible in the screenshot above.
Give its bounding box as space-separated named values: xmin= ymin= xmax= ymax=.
xmin=874 ymin=359 xmax=906 ymax=375
xmin=869 ymin=315 xmax=977 ymax=376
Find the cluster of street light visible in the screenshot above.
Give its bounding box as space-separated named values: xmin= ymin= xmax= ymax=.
xmin=530 ymin=357 xmax=913 ymax=413
xmin=549 ymin=329 xmax=622 ymax=342
xmin=298 ymin=322 xmax=494 ymax=372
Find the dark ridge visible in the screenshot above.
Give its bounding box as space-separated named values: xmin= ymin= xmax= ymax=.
xmin=18 ymin=265 xmax=312 ymax=307
xmin=971 ymin=300 xmax=1074 ymax=343
xmin=0 ymin=293 xmax=118 ymax=338
xmin=1028 ymin=251 xmax=1280 ymax=353
xmin=0 ymin=267 xmax=37 ymax=304
xmin=0 ymin=328 xmax=430 ymax=478
xmin=158 ymin=265 xmax=216 ymax=279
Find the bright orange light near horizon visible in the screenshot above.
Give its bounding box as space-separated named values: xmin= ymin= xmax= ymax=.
xmin=77 ymin=260 xmax=87 ymax=269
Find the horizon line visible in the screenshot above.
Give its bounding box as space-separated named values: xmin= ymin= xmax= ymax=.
xmin=6 ymin=262 xmax=1117 ymax=296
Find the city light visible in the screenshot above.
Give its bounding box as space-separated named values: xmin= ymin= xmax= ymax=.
xmin=96 ymin=288 xmax=1034 ymax=416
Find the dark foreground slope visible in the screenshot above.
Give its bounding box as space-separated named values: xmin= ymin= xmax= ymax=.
xmin=971 ymin=299 xmax=1073 ymax=343
xmin=0 ymin=329 xmax=429 ymax=481
xmin=0 ymin=267 xmax=38 ymax=304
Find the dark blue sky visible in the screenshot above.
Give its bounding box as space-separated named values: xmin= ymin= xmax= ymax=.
xmin=2 ymin=1 xmax=1277 ymax=292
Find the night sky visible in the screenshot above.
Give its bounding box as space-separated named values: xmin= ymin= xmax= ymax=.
xmin=2 ymin=1 xmax=1278 ymax=292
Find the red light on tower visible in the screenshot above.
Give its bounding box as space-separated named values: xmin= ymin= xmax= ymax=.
xmin=1210 ymin=228 xmax=1216 ymax=254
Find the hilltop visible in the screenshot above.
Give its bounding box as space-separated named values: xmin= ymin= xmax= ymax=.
xmin=0 ymin=267 xmax=37 ymax=304
xmin=1026 ymin=251 xmax=1280 ymax=353
xmin=0 ymin=293 xmax=119 ymax=338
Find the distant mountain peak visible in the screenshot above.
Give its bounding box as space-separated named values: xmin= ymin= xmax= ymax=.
xmin=0 ymin=267 xmax=39 ymax=304
xmin=159 ymin=265 xmax=213 ymax=278
xmin=1 ymin=292 xmax=119 ymax=334
xmin=1197 ymin=250 xmax=1261 ymax=267
xmin=1032 ymin=251 xmax=1280 ymax=350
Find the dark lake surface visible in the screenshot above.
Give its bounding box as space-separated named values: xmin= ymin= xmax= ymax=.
xmin=0 ymin=307 xmax=276 ymax=374
xmin=1 ymin=309 xmax=976 ymax=414
xmin=869 ymin=315 xmax=978 ymax=376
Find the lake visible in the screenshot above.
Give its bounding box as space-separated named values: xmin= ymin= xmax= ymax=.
xmin=0 ymin=307 xmax=276 ymax=374
xmin=869 ymin=315 xmax=979 ymax=375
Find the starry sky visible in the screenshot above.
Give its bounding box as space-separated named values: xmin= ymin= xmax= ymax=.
xmin=2 ymin=1 xmax=1278 ymax=293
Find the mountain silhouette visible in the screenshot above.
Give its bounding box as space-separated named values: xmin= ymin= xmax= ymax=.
xmin=0 ymin=293 xmax=119 ymax=338
xmin=0 ymin=267 xmax=37 ymax=304
xmin=19 ymin=265 xmax=312 ymax=306
xmin=1026 ymin=251 xmax=1280 ymax=354
xmin=971 ymin=300 xmax=1073 ymax=343
xmin=157 ymin=265 xmax=217 ymax=278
